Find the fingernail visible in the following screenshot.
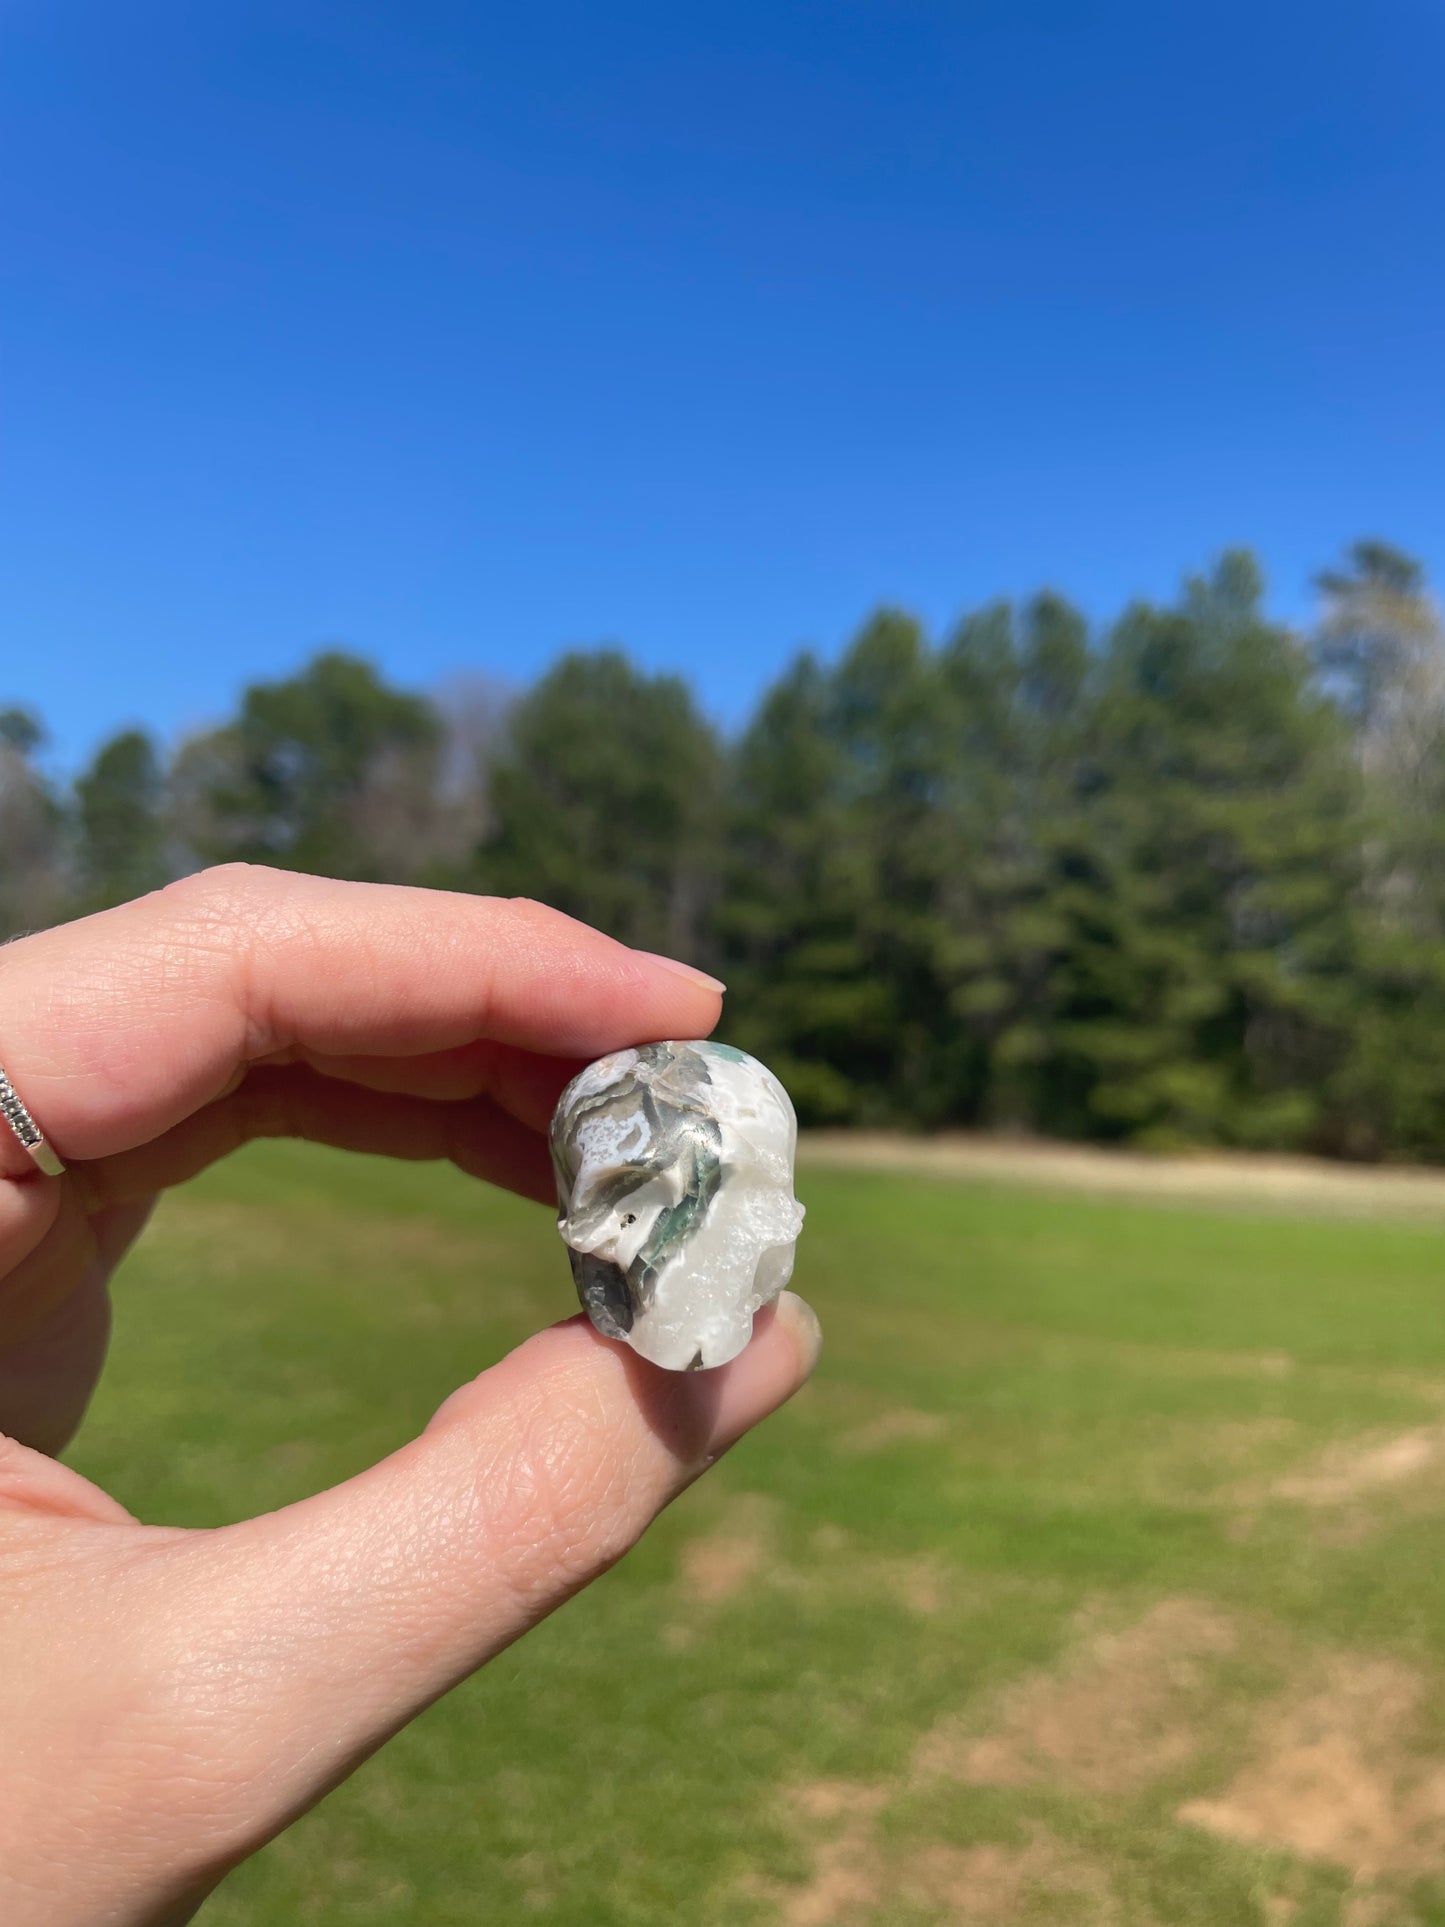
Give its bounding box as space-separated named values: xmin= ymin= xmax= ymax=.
xmin=773 ymin=1290 xmax=823 ymax=1379
xmin=696 ymin=1292 xmax=823 ymax=1460
xmin=636 ymin=951 xmax=727 ymax=995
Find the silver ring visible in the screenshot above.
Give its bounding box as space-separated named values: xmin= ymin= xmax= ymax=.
xmin=0 ymin=1064 xmax=65 ymax=1177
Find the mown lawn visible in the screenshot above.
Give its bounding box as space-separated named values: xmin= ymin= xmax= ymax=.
xmin=71 ymin=1143 xmax=1445 ymax=1925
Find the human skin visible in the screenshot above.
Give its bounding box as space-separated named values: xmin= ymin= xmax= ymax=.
xmin=0 ymin=866 xmax=821 ymax=1927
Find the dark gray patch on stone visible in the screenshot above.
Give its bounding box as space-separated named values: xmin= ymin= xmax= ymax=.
xmin=570 ymin=1249 xmax=635 ymax=1337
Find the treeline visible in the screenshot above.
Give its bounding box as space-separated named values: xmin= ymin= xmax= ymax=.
xmin=6 ymin=540 xmax=1445 ymax=1158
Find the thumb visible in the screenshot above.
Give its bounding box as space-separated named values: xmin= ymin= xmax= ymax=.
xmin=121 ymin=1296 xmax=820 ymax=1892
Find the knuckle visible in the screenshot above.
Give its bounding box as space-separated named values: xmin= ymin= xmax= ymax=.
xmin=154 ymin=866 xmax=303 ymax=1055
xmin=483 ymin=1368 xmax=653 ymax=1602
xmin=160 ymin=863 xmax=277 ymax=925
xmin=502 ymin=896 xmax=591 ymax=940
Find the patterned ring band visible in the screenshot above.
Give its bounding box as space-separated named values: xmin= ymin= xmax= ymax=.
xmin=0 ymin=1064 xmax=66 ymax=1177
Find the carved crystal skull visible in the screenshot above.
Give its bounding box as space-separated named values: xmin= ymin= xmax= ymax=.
xmin=550 ymin=1040 xmax=805 ymax=1370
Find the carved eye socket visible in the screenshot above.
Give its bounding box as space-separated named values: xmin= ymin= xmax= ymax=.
xmin=622 ymin=1213 xmax=637 ymax=1226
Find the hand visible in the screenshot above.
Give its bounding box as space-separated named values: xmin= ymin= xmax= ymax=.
xmin=0 ymin=867 xmax=820 ymax=1927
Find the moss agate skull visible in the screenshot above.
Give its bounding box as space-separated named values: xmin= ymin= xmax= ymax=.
xmin=550 ymin=1040 xmax=805 ymax=1371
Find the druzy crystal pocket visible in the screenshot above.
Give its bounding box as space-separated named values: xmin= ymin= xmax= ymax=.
xmin=550 ymin=1040 xmax=805 ymax=1371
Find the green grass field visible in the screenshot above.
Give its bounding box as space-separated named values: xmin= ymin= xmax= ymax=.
xmin=70 ymin=1144 xmax=1445 ymax=1925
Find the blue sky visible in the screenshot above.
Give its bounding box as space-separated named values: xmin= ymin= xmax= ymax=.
xmin=3 ymin=0 xmax=1442 ymax=771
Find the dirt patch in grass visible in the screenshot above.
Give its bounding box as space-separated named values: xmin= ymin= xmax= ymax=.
xmin=901 ymin=1833 xmax=1117 ymax=1924
xmin=799 ymin=1130 xmax=1445 ymax=1220
xmin=839 ymin=1408 xmax=949 ymax=1455
xmin=916 ymin=1596 xmax=1240 ymax=1796
xmin=771 ymin=1784 xmax=884 ymax=1927
xmin=677 ymin=1493 xmax=775 ymax=1606
xmin=907 ymin=1593 xmax=1445 ymax=1900
xmin=680 ymin=1533 xmax=764 ymax=1605
xmin=757 ymin=1599 xmax=1445 ymax=1920
xmin=791 ymin=1781 xmax=891 ymax=1825
xmin=669 ymin=1509 xmax=946 ymax=1651
xmin=775 ymin=1836 xmax=874 ymax=1926
xmin=890 ymin=1557 xmax=946 ymax=1617
xmin=1229 ymin=1422 xmax=1445 ymax=1548
xmin=768 ymin=1787 xmax=1118 ymax=1927
xmin=1342 ymin=1894 xmax=1417 ymax=1926
xmin=781 ymin=1541 xmax=947 ymax=1616
xmin=1266 ymin=1426 xmax=1445 ymax=1506
xmin=1179 ymin=1654 xmax=1445 ymax=1878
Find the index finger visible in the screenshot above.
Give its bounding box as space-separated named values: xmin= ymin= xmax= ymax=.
xmin=0 ymin=866 xmax=723 ymax=1171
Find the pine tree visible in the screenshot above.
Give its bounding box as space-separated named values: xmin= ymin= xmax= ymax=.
xmin=1062 ymin=554 xmax=1358 ymax=1148
xmin=0 ymin=708 xmax=67 ymax=940
xmin=174 ymin=652 xmax=444 ymax=882
xmin=74 ymin=729 xmax=168 ymax=910
xmin=480 ymin=650 xmax=723 ymax=962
